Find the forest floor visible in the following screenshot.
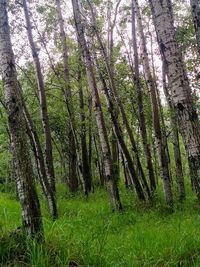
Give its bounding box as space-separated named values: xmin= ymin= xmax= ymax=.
xmin=1 ymin=184 xmax=200 ymax=267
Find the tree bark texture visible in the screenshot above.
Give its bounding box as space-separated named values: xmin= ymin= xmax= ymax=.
xmin=56 ymin=0 xmax=79 ymax=193
xmin=149 ymin=0 xmax=200 ymax=200
xmin=78 ymin=58 xmax=92 ymax=194
xmin=162 ymin=63 xmax=185 ymax=201
xmin=88 ymin=0 xmax=150 ymax=200
xmin=23 ymin=102 xmax=57 ymax=219
xmin=0 ymin=0 xmax=43 ymax=238
xmin=131 ymin=0 xmax=156 ymax=193
xmin=135 ymin=0 xmax=173 ymax=206
xmin=72 ymin=0 xmax=122 ymax=211
xmin=23 ymin=0 xmax=56 ymax=194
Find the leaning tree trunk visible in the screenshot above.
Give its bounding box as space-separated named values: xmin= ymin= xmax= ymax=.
xmin=23 ymin=0 xmax=56 ymax=194
xmin=88 ymin=96 xmax=93 ymax=175
xmin=0 ymin=0 xmax=43 ymax=238
xmin=190 ymin=0 xmax=200 ymax=55
xmin=23 ymin=102 xmax=57 ymax=219
xmin=93 ymin=133 xmax=105 ymax=186
xmin=78 ymin=58 xmax=92 ymax=194
xmin=131 ymin=0 xmax=156 ymax=193
xmin=55 ymin=0 xmax=79 ymax=194
xmin=94 ymin=57 xmax=147 ymax=200
xmin=87 ymin=0 xmax=150 ymax=200
xmin=149 ymin=39 xmax=172 ymax=184
xmin=135 ymin=0 xmax=173 ymax=206
xmin=72 ymin=0 xmax=122 ymax=211
xmin=162 ymin=63 xmax=185 ymax=201
xmin=107 ymin=0 xmax=121 ymax=184
xmin=149 ymin=0 xmax=200 ymax=200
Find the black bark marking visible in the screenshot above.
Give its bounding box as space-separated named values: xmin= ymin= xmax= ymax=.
xmin=12 ymin=96 xmax=16 ymax=103
xmin=177 ymin=103 xmax=185 ymax=111
xmin=190 ymin=109 xmax=198 ymax=121
xmin=160 ymin=42 xmax=166 ymax=53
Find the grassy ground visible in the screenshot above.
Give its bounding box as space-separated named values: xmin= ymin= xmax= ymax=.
xmin=1 ymin=184 xmax=200 ymax=266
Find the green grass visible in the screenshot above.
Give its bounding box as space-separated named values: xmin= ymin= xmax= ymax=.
xmin=1 ymin=184 xmax=200 ymax=266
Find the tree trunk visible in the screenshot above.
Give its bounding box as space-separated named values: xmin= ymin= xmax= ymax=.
xmin=94 ymin=54 xmax=147 ymax=200
xmin=0 ymin=0 xmax=43 ymax=238
xmin=131 ymin=0 xmax=156 ymax=193
xmin=87 ymin=0 xmax=150 ymax=200
xmin=190 ymin=0 xmax=200 ymax=54
xmin=162 ymin=63 xmax=185 ymax=201
xmin=93 ymin=133 xmax=105 ymax=186
xmin=88 ymin=95 xmax=93 ymax=176
xmin=72 ymin=0 xmax=122 ymax=211
xmin=149 ymin=0 xmax=200 ymax=200
xmin=55 ymin=0 xmax=79 ymax=193
xmin=23 ymin=102 xmax=57 ymax=219
xmin=111 ymin=133 xmax=120 ymax=182
xmin=23 ymin=0 xmax=55 ymax=194
xmin=149 ymin=40 xmax=172 ymax=184
xmin=107 ymin=0 xmax=121 ymax=185
xmin=78 ymin=58 xmax=92 ymax=194
xmin=135 ymin=0 xmax=173 ymax=206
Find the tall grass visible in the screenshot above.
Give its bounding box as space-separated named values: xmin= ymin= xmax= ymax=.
xmin=1 ymin=184 xmax=200 ymax=266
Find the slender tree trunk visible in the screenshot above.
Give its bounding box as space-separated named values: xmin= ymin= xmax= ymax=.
xmin=148 ymin=27 xmax=172 ymax=183
xmin=88 ymin=95 xmax=93 ymax=174
xmin=135 ymin=0 xmax=173 ymax=206
xmin=72 ymin=0 xmax=122 ymax=210
xmin=55 ymin=0 xmax=79 ymax=193
xmin=131 ymin=0 xmax=156 ymax=193
xmin=107 ymin=0 xmax=121 ymax=184
xmin=23 ymin=0 xmax=55 ymax=194
xmin=111 ymin=134 xmax=120 ymax=182
xmin=95 ymin=58 xmax=147 ymax=200
xmin=121 ymin=152 xmax=131 ymax=189
xmin=34 ymin=8 xmax=83 ymax=194
xmin=0 ymin=0 xmax=43 ymax=238
xmin=149 ymin=0 xmax=200 ymax=200
xmin=23 ymin=103 xmax=57 ymax=219
xmin=52 ymin=137 xmax=67 ymax=182
xmin=149 ymin=42 xmax=172 ymax=183
xmin=162 ymin=63 xmax=185 ymax=201
xmin=93 ymin=133 xmax=105 ymax=186
xmin=78 ymin=58 xmax=92 ymax=194
xmin=154 ymin=75 xmax=172 ymax=182
xmin=190 ymin=0 xmax=200 ymax=54
xmin=88 ymin=0 xmax=150 ymax=200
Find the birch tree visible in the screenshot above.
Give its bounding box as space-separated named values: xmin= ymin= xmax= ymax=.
xmin=23 ymin=102 xmax=57 ymax=218
xmin=131 ymin=0 xmax=156 ymax=194
xmin=162 ymin=63 xmax=185 ymax=201
xmin=87 ymin=0 xmax=151 ymax=200
xmin=149 ymin=0 xmax=200 ymax=199
xmin=0 ymin=0 xmax=43 ymax=238
xmin=134 ymin=0 xmax=173 ymax=206
xmin=55 ymin=0 xmax=79 ymax=193
xmin=23 ymin=0 xmax=56 ymax=194
xmin=78 ymin=56 xmax=92 ymax=194
xmin=72 ymin=0 xmax=122 ymax=210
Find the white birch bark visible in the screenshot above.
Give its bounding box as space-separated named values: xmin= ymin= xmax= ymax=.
xmin=149 ymin=0 xmax=200 ymax=199
xmin=0 ymin=0 xmax=43 ymax=237
xmin=55 ymin=0 xmax=79 ymax=193
xmin=134 ymin=0 xmax=173 ymax=205
xmin=72 ymin=0 xmax=122 ymax=210
xmin=23 ymin=0 xmax=56 ymax=194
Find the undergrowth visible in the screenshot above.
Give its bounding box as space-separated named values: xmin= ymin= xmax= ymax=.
xmin=1 ymin=184 xmax=200 ymax=266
